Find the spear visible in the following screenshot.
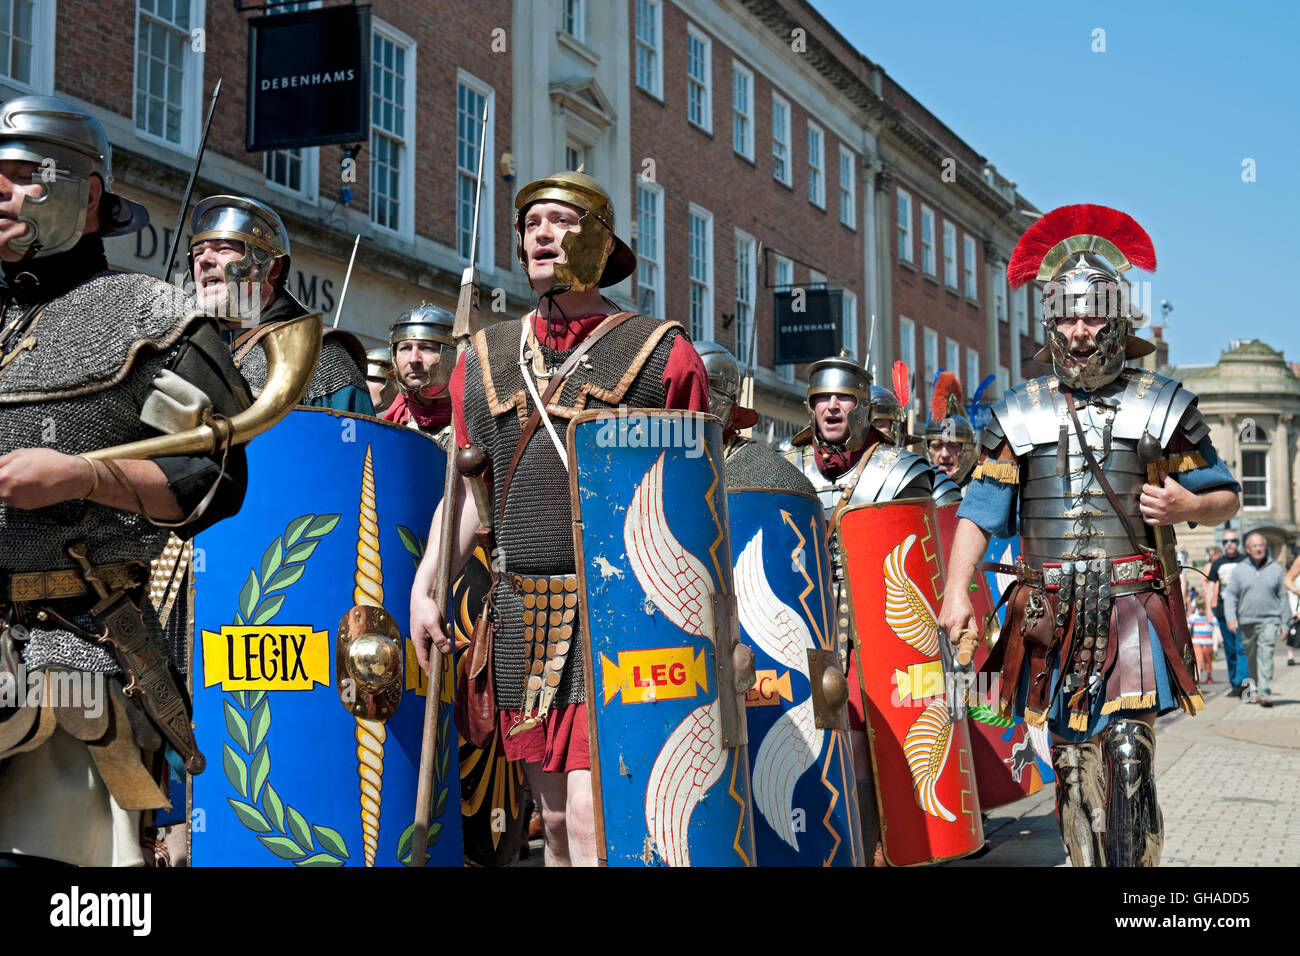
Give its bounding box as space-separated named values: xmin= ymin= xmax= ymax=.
xmin=331 ymin=234 xmax=361 ymax=328
xmin=161 ymin=78 xmax=222 ymax=284
xmin=409 ymin=102 xmax=490 ymax=865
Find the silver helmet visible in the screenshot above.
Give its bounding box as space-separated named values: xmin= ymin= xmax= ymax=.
xmin=389 ymin=304 xmax=456 ymax=396
xmin=365 ymin=346 xmax=395 ymax=382
xmin=805 ymin=350 xmax=873 ymax=452
xmin=870 ymin=385 xmax=906 ymax=445
xmin=923 ymin=412 xmax=978 ymax=483
xmin=189 ymin=195 xmax=293 ymax=321
xmin=0 ymin=95 xmax=148 ymax=257
xmin=694 ymin=340 xmax=741 ymax=430
xmin=1009 ymin=204 xmax=1158 ymax=393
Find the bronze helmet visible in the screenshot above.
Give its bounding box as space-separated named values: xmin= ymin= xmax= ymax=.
xmin=513 ymin=170 xmax=635 ymax=293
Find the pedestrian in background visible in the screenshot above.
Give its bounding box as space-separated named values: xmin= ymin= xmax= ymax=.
xmin=1281 ymin=549 xmax=1300 ymax=666
xmin=1189 ymin=598 xmax=1216 ymax=685
xmin=1224 ymin=532 xmax=1290 ymax=708
xmin=1208 ymin=532 xmax=1249 ymax=695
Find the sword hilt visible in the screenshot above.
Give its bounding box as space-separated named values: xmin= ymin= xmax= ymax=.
xmin=66 ymin=542 xmax=110 ymax=601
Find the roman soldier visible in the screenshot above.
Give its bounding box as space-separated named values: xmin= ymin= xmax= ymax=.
xmin=0 ymin=96 xmax=251 ymax=866
xmin=937 ymin=204 xmax=1240 ymax=866
xmin=383 ymin=305 xmax=457 ymax=445
xmin=189 ymin=195 xmax=372 ymax=413
xmin=784 ymin=352 xmax=933 ymax=861
xmin=873 ymin=381 xmax=961 ymax=505
xmin=365 ymin=346 xmax=398 ymax=416
xmin=924 ymin=371 xmax=979 ymax=491
xmin=695 ymin=340 xmax=812 ymax=494
xmin=408 ymin=170 xmax=708 ymax=866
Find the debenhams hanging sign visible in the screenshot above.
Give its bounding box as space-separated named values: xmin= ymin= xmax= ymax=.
xmin=246 ymin=5 xmax=371 ymax=151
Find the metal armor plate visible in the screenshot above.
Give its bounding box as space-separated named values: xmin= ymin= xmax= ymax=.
xmin=837 ymin=497 xmax=984 ymax=865
xmin=190 ymin=409 xmax=462 ymax=867
xmin=934 ymin=507 xmax=1049 ymax=810
xmin=729 ymin=488 xmax=864 ymax=867
xmin=570 ymin=410 xmax=755 ymax=867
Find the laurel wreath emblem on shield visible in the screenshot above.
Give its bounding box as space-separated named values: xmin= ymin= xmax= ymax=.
xmin=221 ymin=513 xmax=354 ymax=866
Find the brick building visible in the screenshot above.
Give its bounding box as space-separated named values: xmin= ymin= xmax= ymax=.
xmin=4 ymin=0 xmax=1044 ymax=431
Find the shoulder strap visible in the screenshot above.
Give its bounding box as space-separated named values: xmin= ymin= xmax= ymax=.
xmin=496 ymin=311 xmax=637 ymax=526
xmin=231 ymin=321 xmax=284 ymax=366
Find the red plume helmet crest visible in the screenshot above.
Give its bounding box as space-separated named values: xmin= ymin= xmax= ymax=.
xmin=1007 ymin=204 xmax=1156 ymax=290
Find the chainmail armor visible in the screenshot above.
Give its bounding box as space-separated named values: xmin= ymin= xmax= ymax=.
xmin=240 ymin=333 xmax=365 ymax=402
xmin=0 ymin=272 xmax=201 ymax=674
xmin=724 ymin=436 xmax=816 ymax=494
xmin=463 ymin=314 xmax=681 ymax=711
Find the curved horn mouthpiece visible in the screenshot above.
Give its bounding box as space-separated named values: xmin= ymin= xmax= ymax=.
xmin=86 ymin=312 xmax=322 ymax=461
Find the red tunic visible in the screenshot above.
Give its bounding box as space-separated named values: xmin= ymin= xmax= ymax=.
xmin=383 ymin=391 xmax=453 ymax=430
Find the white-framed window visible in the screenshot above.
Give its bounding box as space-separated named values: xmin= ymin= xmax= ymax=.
xmin=942 ymin=220 xmax=957 ymax=287
xmin=897 ymin=188 xmax=913 ymax=263
xmin=636 ymin=181 xmax=664 ymax=317
xmin=688 ymin=205 xmax=714 ymax=341
xmin=735 ymin=230 xmax=757 ymax=367
xmin=963 ymin=234 xmax=978 ymax=298
xmin=838 ymin=146 xmax=856 ymax=229
xmin=370 ymin=21 xmax=416 ymax=237
xmin=920 ymin=205 xmax=936 ymax=276
xmin=686 ymin=25 xmax=711 ymax=133
xmin=1241 ymin=449 xmax=1269 ymax=509
xmin=134 ymin=0 xmax=205 ymax=150
xmin=1012 ymin=284 xmax=1028 ymax=335
xmin=455 ymin=70 xmax=494 ymax=266
xmin=634 ymin=0 xmax=663 ymax=97
xmin=732 ymin=61 xmax=754 ymax=159
xmin=946 ymin=338 xmax=960 ymax=376
xmin=965 ymin=349 xmax=980 ymax=399
xmin=841 ymin=289 xmax=858 ymax=360
xmin=565 ymin=141 xmax=586 ymax=172
xmin=1033 ymin=283 xmax=1045 ymax=343
xmin=0 ymin=0 xmax=55 ymax=93
xmin=561 ymin=0 xmax=584 ymax=44
xmin=775 ymin=254 xmax=794 ymax=382
xmin=924 ymin=328 xmax=939 ymax=396
xmin=898 ymin=316 xmax=917 ymax=414
xmin=771 ymin=92 xmax=791 ymax=187
xmin=997 ymin=363 xmax=1010 ymax=395
xmin=807 ymin=122 xmax=825 ymax=208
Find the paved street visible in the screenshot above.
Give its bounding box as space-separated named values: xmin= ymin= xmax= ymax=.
xmin=949 ymin=639 xmax=1300 ymax=867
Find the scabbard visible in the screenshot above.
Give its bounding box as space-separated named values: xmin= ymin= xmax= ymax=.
xmin=90 ymin=590 xmax=206 ymax=774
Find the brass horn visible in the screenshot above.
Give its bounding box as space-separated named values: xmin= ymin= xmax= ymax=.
xmin=85 ymin=312 xmax=322 ymax=461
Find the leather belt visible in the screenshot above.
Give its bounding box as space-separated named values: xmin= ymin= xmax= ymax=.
xmin=4 ymin=561 xmax=148 ymax=602
xmin=988 ymin=553 xmax=1161 ymax=595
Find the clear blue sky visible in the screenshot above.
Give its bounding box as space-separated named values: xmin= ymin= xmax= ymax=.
xmin=814 ymin=0 xmax=1299 ymax=369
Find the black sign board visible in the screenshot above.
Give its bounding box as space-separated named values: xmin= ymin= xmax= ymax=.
xmin=774 ymin=288 xmax=843 ymax=365
xmin=246 ymin=6 xmax=370 ymax=151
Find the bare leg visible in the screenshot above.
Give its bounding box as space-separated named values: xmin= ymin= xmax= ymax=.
xmin=522 ymin=761 xmax=569 ymax=867
xmin=565 ymin=769 xmax=598 ymax=867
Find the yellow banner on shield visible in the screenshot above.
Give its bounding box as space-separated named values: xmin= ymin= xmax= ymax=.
xmin=201 ymin=626 xmax=331 ymax=691
xmin=601 ymin=647 xmax=709 ymax=705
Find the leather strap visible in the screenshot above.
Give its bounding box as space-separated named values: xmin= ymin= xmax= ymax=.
xmin=496 ymin=311 xmax=637 ymax=528
xmin=1063 ymin=391 xmax=1151 ymax=557
xmin=232 ymin=321 xmax=283 ymax=366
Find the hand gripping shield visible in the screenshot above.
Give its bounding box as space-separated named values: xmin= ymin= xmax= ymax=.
xmin=189 ymin=410 xmax=463 ymax=866
xmin=729 ymin=487 xmax=864 ymax=866
xmin=837 ymin=497 xmax=984 ymax=865
xmin=570 ymin=409 xmax=756 ymax=867
xmin=932 ymin=507 xmax=1049 ymax=810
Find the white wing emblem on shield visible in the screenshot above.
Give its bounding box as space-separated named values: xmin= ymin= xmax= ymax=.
xmin=626 ymin=451 xmax=725 ymax=866
xmin=903 ymin=698 xmax=956 ymax=822
xmin=884 ymin=534 xmax=941 ymax=658
xmin=735 ymin=528 xmax=823 ymax=850
xmin=645 ymin=700 xmax=727 ymax=867
xmin=625 ymin=451 xmax=715 ymax=639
